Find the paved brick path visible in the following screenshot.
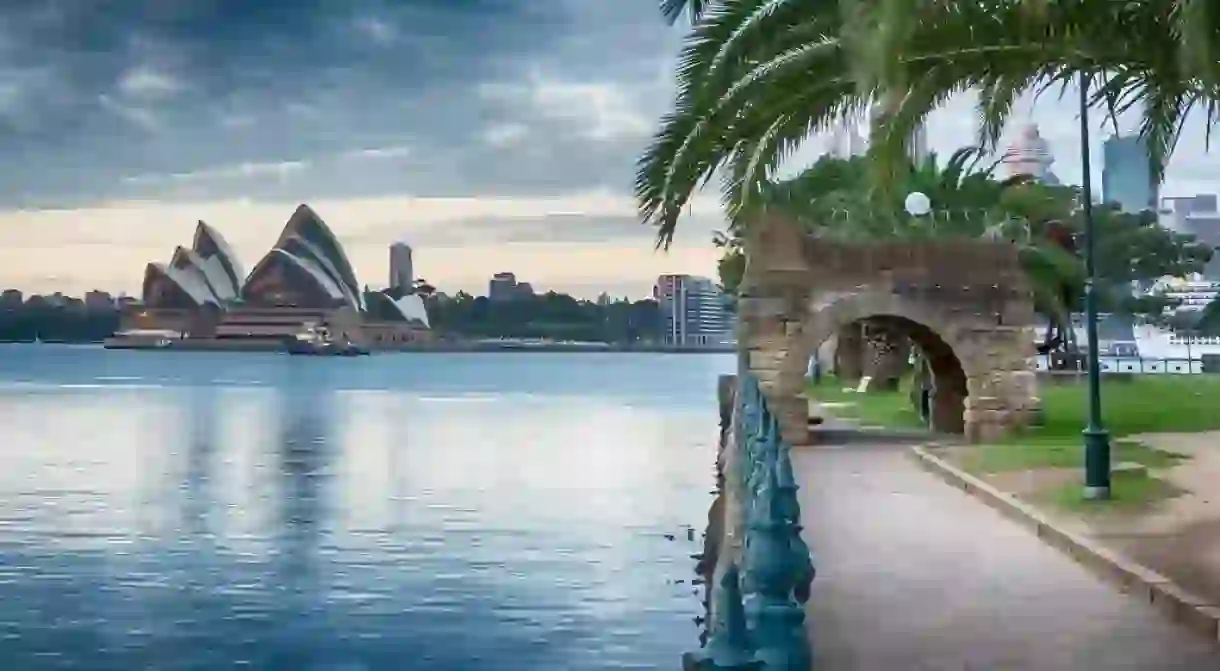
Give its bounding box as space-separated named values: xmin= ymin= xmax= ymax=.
xmin=795 ymin=441 xmax=1220 ymax=670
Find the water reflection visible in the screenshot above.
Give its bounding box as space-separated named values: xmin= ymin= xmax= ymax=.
xmin=0 ymin=350 xmax=730 ymax=669
xmin=181 ymin=384 xmax=216 ymax=540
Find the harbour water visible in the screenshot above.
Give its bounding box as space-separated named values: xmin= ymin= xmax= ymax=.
xmin=0 ymin=346 xmax=732 ymax=670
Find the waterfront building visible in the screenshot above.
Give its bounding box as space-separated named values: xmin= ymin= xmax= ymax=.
xmin=908 ymin=123 xmax=929 ymax=164
xmin=1102 ymin=134 xmax=1159 ymax=213
xmin=827 ymin=114 xmax=866 ymax=159
xmin=0 ymin=289 xmax=21 ymax=308
xmin=119 ymin=204 xmax=431 ymax=350
xmin=84 ymin=290 xmax=114 ymax=311
xmin=826 ymin=110 xmax=923 ymax=163
xmin=488 ymin=272 xmax=533 ymax=301
xmin=653 ymin=274 xmax=734 ymax=348
xmin=999 ymin=123 xmax=1061 ymax=185
xmin=389 ymin=241 xmax=414 ymax=293
xmin=1160 ymin=195 xmax=1220 ymax=278
xmin=1149 ymin=275 xmax=1220 ymax=312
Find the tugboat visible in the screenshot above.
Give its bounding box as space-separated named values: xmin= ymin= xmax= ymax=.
xmin=284 ymin=324 xmax=369 ymax=356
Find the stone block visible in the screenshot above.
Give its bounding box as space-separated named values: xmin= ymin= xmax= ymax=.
xmin=747 ymin=349 xmax=788 ymax=371
xmin=737 ymin=297 xmax=790 ymax=320
xmin=1003 ymin=375 xmax=1039 ymax=408
xmin=965 ymin=395 xmax=1007 ymax=411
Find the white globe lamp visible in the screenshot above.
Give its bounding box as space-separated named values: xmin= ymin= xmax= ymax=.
xmin=904 ymin=191 xmax=931 ymax=217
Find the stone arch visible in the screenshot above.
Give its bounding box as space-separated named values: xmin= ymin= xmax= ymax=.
xmin=782 ymin=289 xmax=1000 ymax=437
xmin=737 ymin=216 xmax=1040 ymax=446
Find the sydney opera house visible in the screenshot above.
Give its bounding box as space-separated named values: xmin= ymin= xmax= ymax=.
xmin=114 ymin=204 xmax=432 ymax=350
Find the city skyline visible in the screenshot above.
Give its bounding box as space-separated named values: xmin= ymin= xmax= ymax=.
xmin=0 ymin=3 xmax=1218 ymax=299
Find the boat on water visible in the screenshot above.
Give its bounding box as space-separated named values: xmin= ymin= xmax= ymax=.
xmin=1131 ymin=323 xmax=1220 ymax=360
xmin=103 ymin=329 xmax=178 ymax=350
xmin=283 ymin=324 xmax=369 ymax=357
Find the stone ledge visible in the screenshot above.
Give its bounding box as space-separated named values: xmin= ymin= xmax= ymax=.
xmin=909 ymin=444 xmax=1220 ymax=647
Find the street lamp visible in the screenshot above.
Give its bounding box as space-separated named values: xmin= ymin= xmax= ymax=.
xmin=1078 ymin=74 xmax=1111 ymax=500
xmin=905 ymin=191 xmax=932 ymax=217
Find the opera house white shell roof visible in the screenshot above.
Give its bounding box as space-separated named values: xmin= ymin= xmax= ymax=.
xmin=141 ymin=204 xmax=425 ymax=324
xmin=365 ymin=291 xmax=431 ymax=328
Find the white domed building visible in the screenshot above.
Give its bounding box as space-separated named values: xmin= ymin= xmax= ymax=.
xmin=1000 ymin=123 xmax=1061 ymax=185
xmin=116 ymin=204 xmax=434 ymax=350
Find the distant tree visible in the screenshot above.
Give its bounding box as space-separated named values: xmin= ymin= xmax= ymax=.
xmin=424 ymin=289 xmax=661 ymax=343
xmin=1195 ymin=299 xmax=1220 ymax=336
xmin=0 ymin=298 xmax=120 ymax=343
xmin=412 ymin=278 xmax=436 ymax=297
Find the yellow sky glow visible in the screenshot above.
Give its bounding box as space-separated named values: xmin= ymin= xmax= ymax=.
xmin=0 ymin=192 xmax=724 ymax=299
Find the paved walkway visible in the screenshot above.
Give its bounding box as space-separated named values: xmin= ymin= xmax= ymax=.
xmin=795 ymin=441 xmax=1220 ymax=670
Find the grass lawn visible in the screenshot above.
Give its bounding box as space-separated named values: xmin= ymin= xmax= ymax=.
xmin=1034 ymin=468 xmax=1185 ymax=513
xmin=807 ymin=373 xmax=1220 ymax=509
xmin=1026 ymin=375 xmax=1220 ymax=439
xmin=972 ymin=375 xmax=1220 ymax=510
xmin=803 ymin=374 xmax=925 ymax=429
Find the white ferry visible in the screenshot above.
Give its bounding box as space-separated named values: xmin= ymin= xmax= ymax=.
xmin=1131 ymin=323 xmax=1220 ymax=360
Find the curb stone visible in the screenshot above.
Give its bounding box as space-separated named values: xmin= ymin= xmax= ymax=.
xmin=909 ymin=444 xmax=1220 ymax=646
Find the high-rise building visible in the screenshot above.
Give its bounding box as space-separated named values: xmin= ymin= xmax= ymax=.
xmin=1160 ymin=195 xmax=1220 ymax=278
xmin=828 ymin=113 xmax=866 ymax=159
xmin=653 ymin=274 xmax=734 ymax=348
xmin=389 ymin=242 xmax=414 ymax=292
xmin=488 ymin=272 xmax=533 ymax=301
xmin=1102 ymin=134 xmax=1159 ymax=213
xmin=908 ymin=124 xmax=929 ymax=164
xmin=827 ymin=110 xmax=923 ymax=162
xmin=84 ymin=290 xmax=114 ymax=310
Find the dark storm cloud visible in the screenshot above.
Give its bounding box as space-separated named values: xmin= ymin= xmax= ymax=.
xmin=0 ymin=0 xmax=680 ymax=207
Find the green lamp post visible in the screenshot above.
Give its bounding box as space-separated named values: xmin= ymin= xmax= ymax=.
xmin=1078 ymin=73 xmax=1112 ymax=500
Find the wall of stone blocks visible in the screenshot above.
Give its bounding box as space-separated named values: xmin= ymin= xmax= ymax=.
xmin=737 ymin=216 xmax=1041 ymax=445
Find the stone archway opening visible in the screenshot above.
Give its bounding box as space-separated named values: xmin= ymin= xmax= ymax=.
xmin=737 ymin=216 xmax=1041 ymax=446
xmin=826 ymin=314 xmax=969 ymax=434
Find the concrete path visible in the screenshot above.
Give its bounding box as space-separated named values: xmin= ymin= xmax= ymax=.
xmin=796 ymin=441 xmax=1220 ymax=670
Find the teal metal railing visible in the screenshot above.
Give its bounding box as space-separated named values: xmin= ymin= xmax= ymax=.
xmin=684 ymin=374 xmax=816 ymax=670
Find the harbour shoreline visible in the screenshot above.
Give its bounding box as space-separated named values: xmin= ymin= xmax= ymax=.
xmin=88 ymin=337 xmax=736 ymax=354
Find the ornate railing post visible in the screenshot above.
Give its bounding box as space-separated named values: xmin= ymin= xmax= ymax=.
xmin=682 ymin=564 xmax=764 ymax=670
xmin=743 ymin=374 xmax=814 ymax=670
xmin=695 ymin=372 xmax=815 ymax=670
xmin=775 ymin=439 xmax=816 ymax=604
xmin=744 ymin=462 xmax=812 ymax=670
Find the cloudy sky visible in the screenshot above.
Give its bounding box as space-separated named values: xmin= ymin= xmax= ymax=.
xmin=0 ymin=1 xmax=1216 ymax=299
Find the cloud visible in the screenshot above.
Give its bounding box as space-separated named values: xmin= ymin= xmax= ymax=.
xmin=341 ymin=146 xmax=411 ymax=160
xmin=122 ymin=160 xmax=311 ymax=186
xmin=2 ymin=0 xmax=1217 ymax=300
xmin=352 ymin=17 xmax=397 ymax=46
xmin=117 ymin=66 xmax=182 ymax=100
xmin=0 ymin=192 xmax=724 ymax=299
xmin=482 ymin=123 xmax=528 ymax=148
xmin=477 ymin=71 xmax=652 ymax=143
xmin=97 ymin=94 xmax=160 ymax=131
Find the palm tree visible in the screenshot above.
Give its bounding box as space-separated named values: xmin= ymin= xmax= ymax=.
xmin=641 ymin=0 xmax=1220 ymax=246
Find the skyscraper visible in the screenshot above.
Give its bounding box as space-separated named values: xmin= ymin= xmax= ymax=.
xmin=828 ymin=113 xmax=865 ymax=159
xmin=653 ymin=274 xmax=734 ymax=348
xmin=908 ymin=123 xmax=929 ymax=164
xmin=1101 ymin=134 xmax=1159 ymax=213
xmin=1161 ymin=195 xmax=1220 ymax=278
xmin=389 ymin=242 xmax=414 ymax=292
xmin=829 ymin=108 xmax=926 ymax=164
